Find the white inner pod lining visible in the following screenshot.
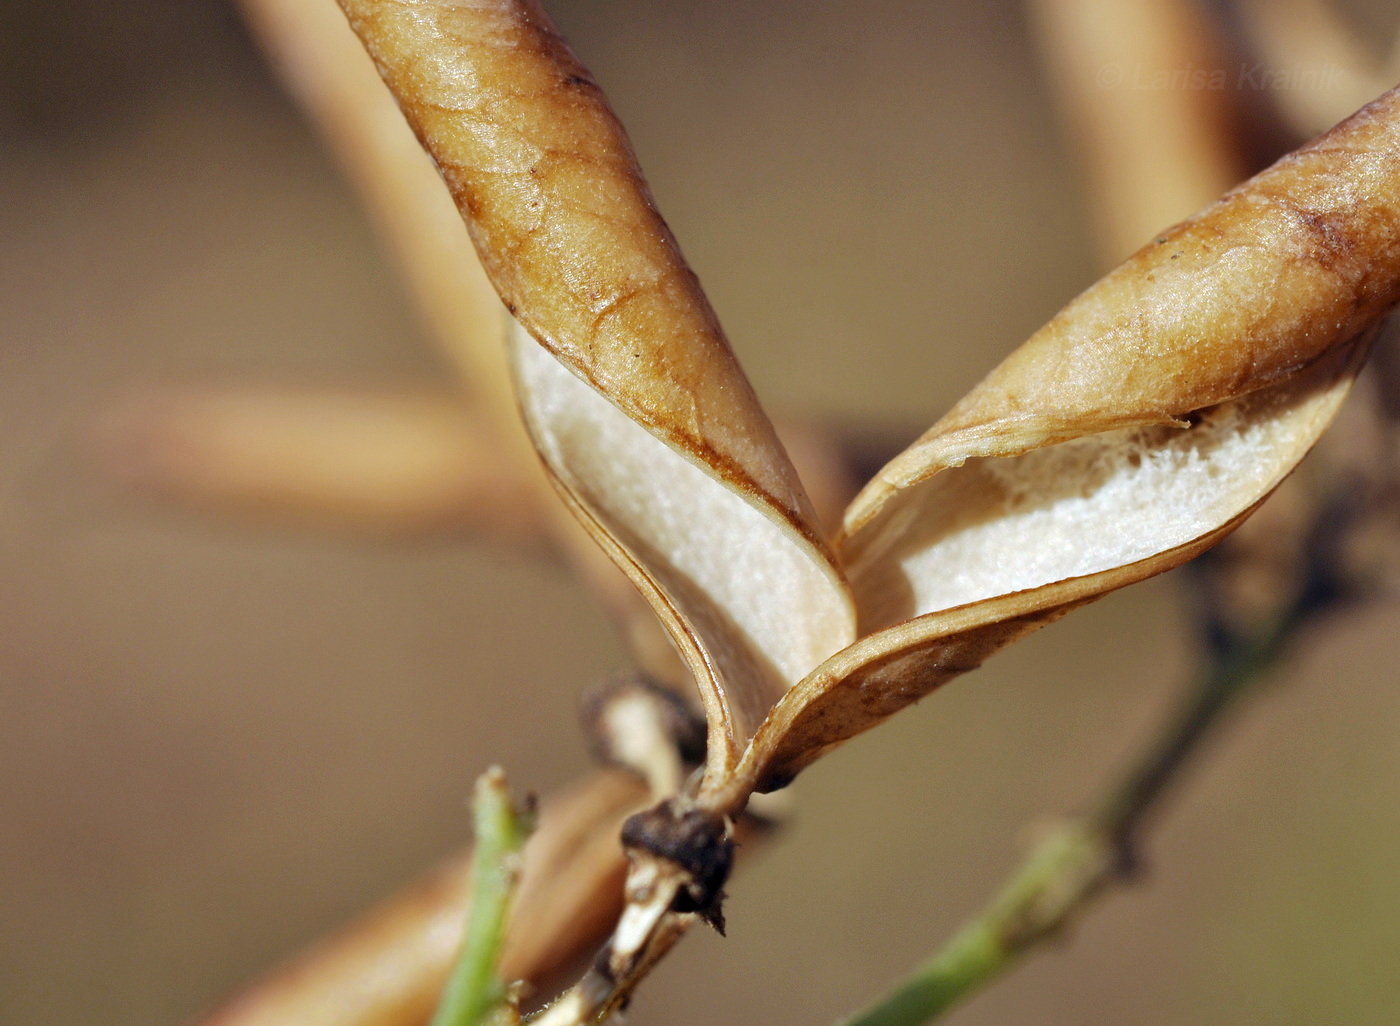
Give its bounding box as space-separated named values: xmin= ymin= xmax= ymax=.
xmin=849 ymin=365 xmax=1351 ymax=633
xmin=510 ymin=323 xmax=855 ymax=746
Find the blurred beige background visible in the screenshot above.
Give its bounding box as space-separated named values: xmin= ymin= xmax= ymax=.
xmin=3 ymin=1 xmax=1399 ymax=1024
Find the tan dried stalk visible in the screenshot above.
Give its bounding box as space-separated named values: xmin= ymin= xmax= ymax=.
xmin=1029 ymin=0 xmax=1245 ymax=262
xmin=96 ymin=382 xmax=855 ymax=550
xmin=1238 ymin=0 xmax=1400 ymax=138
xmin=97 ymin=387 xmax=541 ymax=537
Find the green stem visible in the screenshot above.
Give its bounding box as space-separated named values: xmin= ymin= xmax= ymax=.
xmin=1092 ymin=609 xmax=1297 ymax=845
xmin=431 ymin=766 xmax=530 ymax=1026
xmin=836 ymin=825 xmax=1111 ymax=1026
xmin=838 ymin=595 xmax=1316 ymax=1026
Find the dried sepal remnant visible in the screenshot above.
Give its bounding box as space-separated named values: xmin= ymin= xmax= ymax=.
xmin=581 ymin=674 xmax=707 ymax=799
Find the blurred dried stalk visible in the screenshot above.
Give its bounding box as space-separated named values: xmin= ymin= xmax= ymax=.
xmin=96 ymin=386 xmax=542 ymax=539
xmin=95 ymin=385 xmax=854 ymax=547
xmin=1029 ymin=0 xmax=1245 ymax=262
xmin=1238 ymin=0 xmax=1400 ymax=137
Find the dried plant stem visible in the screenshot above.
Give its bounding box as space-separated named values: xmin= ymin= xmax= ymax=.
xmin=1236 ymin=0 xmax=1400 ymax=137
xmin=431 ymin=768 xmax=530 ymax=1026
xmin=837 ymin=580 xmax=1326 ymax=1026
xmin=96 ymin=386 xmax=543 ymax=539
xmin=1028 ymin=0 xmax=1242 ymax=263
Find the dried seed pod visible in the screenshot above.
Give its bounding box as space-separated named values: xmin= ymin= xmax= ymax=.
xmin=329 ymin=1 xmax=1400 ymax=1013
xmin=334 ymin=0 xmax=1400 ymax=804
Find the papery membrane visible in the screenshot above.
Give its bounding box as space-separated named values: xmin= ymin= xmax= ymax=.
xmin=846 ymin=363 xmax=1353 ymax=632
xmin=512 ymin=324 xmax=855 ymax=775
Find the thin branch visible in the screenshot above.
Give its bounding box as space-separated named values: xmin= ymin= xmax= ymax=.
xmin=835 ymin=502 xmax=1356 ymax=1026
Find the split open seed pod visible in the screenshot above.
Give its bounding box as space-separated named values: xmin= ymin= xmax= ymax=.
xmin=340 ymin=0 xmax=1400 ymax=815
